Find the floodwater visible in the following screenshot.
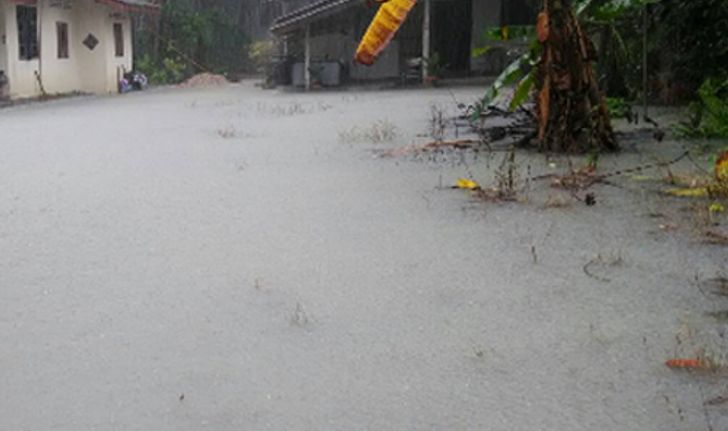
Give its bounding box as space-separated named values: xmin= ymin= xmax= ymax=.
xmin=1 ymin=82 xmax=726 ymax=430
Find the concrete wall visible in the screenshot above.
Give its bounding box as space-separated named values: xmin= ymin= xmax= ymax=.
xmin=4 ymin=2 xmax=41 ymax=97
xmin=471 ymin=0 xmax=501 ymax=73
xmin=103 ymin=10 xmax=133 ymax=93
xmin=0 ymin=3 xmax=7 ymax=75
xmin=40 ymin=0 xmax=82 ymax=94
xmin=1 ymin=0 xmax=132 ymax=99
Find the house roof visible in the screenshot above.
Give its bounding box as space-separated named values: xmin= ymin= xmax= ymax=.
xmin=5 ymin=0 xmax=161 ymax=9
xmin=95 ymin=0 xmax=162 ymax=14
xmin=270 ymin=0 xmax=359 ymax=35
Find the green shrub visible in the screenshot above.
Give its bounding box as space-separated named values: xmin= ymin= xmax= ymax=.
xmin=136 ymin=54 xmax=186 ymax=85
xmin=677 ymin=77 xmax=728 ymax=139
xmin=249 ymin=40 xmax=275 ymax=75
xmin=606 ymin=97 xmax=632 ymax=120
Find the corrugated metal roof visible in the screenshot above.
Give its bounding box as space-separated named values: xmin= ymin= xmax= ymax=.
xmin=270 ymin=0 xmax=358 ymax=35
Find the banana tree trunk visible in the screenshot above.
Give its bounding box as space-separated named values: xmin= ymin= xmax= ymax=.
xmin=536 ymin=0 xmax=618 ymax=153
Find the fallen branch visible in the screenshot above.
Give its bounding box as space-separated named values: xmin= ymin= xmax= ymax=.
xmin=377 ymin=139 xmax=483 ymax=158
xmin=705 ymin=229 xmax=728 ymax=246
xmin=530 ymin=151 xmax=691 ymax=193
xmin=705 ymin=395 xmax=728 ymax=407
xmin=665 ymin=358 xmax=711 ymax=370
xmin=583 ymin=258 xmax=611 ymax=283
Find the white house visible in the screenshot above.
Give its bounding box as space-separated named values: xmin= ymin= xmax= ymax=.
xmin=0 ymin=0 xmax=159 ymax=99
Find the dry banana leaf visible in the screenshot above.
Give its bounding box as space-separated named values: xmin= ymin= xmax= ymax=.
xmin=455 ymin=178 xmax=481 ymax=191
xmin=716 ymin=150 xmax=728 ymax=182
xmin=355 ymin=0 xmax=417 ymax=65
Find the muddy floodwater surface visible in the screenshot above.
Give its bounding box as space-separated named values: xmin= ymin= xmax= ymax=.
xmin=1 ymin=82 xmax=726 ymax=430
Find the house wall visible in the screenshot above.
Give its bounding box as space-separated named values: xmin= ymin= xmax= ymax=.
xmin=1 ymin=0 xmax=133 ymax=99
xmin=470 ymin=0 xmax=501 ymax=74
xmin=349 ymin=39 xmax=399 ymax=80
xmin=40 ymin=0 xmax=82 ymax=94
xmin=4 ymin=2 xmax=41 ymax=97
xmin=304 ymin=32 xmax=400 ymax=81
xmin=0 ymin=3 xmax=7 ymax=75
xmin=103 ymin=11 xmax=132 ymax=93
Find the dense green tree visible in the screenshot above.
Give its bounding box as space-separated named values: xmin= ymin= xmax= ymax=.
xmin=135 ymin=0 xmax=251 ymax=83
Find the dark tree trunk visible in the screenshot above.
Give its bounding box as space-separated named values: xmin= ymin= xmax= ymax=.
xmin=536 ymin=0 xmax=618 ymax=153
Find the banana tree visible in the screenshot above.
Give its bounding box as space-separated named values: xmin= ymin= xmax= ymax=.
xmin=535 ymin=0 xmax=618 ymax=152
xmin=354 ymin=0 xmax=623 ymax=153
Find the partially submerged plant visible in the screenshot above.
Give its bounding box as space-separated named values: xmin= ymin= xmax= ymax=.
xmin=675 ymin=77 xmax=728 ymax=139
xmin=494 ymin=146 xmax=520 ymax=200
xmin=666 ymin=150 xmax=728 ymax=198
xmin=428 ymin=104 xmax=448 ymax=142
xmin=453 ymin=147 xmax=523 ymax=202
xmin=338 ymin=120 xmax=398 ymax=144
xmin=290 ymin=302 xmax=309 ymax=327
xmin=217 ymin=125 xmax=237 ymax=139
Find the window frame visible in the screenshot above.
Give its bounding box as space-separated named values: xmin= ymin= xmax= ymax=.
xmin=16 ymin=5 xmax=39 ymax=61
xmin=113 ymin=23 xmax=124 ymax=58
xmin=56 ymin=21 xmax=69 ymax=59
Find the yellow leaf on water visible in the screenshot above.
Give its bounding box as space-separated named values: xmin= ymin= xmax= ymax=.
xmin=710 ymin=202 xmax=726 ymax=213
xmin=666 ymin=187 xmax=709 ymax=198
xmin=456 ymin=178 xmax=481 ymax=190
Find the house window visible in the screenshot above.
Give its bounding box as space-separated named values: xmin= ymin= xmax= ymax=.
xmin=57 ymin=22 xmax=69 ymax=59
xmin=113 ymin=23 xmax=124 ymax=57
xmin=16 ymin=6 xmax=38 ymax=60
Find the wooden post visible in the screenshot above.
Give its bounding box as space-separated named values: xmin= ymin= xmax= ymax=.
xmin=304 ymin=24 xmax=311 ymax=91
xmin=422 ymin=0 xmax=431 ymax=82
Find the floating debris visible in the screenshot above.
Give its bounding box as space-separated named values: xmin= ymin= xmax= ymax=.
xmin=705 ymin=310 xmax=728 ymax=322
xmin=704 ymin=395 xmax=728 ymax=406
xmin=455 ymin=178 xmax=481 ymax=191
xmin=705 ymin=229 xmax=728 ymax=246
xmin=665 ymin=358 xmax=709 ymax=370
xmin=703 ymin=277 xmax=728 ymax=296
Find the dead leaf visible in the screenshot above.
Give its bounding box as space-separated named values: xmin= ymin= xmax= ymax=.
xmin=455 ymin=178 xmax=481 ymax=191
xmin=705 ymin=395 xmax=728 ymax=406
xmin=665 ymin=187 xmax=709 ymax=198
xmin=705 ymin=229 xmax=728 ymax=245
xmin=716 ymin=150 xmax=728 ymax=182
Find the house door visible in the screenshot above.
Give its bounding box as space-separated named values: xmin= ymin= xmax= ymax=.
xmin=431 ymin=0 xmax=472 ymax=76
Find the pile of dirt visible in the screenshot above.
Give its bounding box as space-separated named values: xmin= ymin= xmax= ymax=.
xmin=179 ymin=73 xmax=229 ymax=88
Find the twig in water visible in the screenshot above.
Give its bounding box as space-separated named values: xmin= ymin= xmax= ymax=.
xmin=583 ymin=258 xmax=611 ymax=283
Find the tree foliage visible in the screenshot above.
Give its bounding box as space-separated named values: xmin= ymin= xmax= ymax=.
xmin=135 ymin=0 xmax=251 ymax=84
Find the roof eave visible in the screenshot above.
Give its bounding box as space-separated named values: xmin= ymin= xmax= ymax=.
xmin=270 ymin=0 xmax=357 ymax=36
xmin=96 ymin=0 xmax=162 ymax=14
